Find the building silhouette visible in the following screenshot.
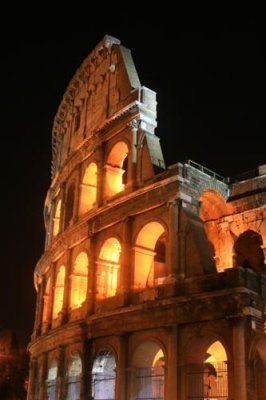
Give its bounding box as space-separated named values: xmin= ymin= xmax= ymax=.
xmin=28 ymin=35 xmax=266 ymax=400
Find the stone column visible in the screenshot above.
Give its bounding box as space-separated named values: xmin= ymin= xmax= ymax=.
xmin=233 ymin=318 xmax=247 ymax=400
xmin=166 ymin=326 xmax=178 ymax=400
xmin=166 ymin=200 xmax=179 ymax=280
xmin=56 ymin=346 xmax=65 ymax=400
xmin=126 ymin=367 xmax=136 ymax=400
xmin=118 ymin=218 xmax=131 ymax=298
xmin=116 ymin=335 xmax=127 ymax=400
xmin=39 ymin=353 xmax=48 ymax=400
xmin=126 ymin=119 xmax=138 ymax=189
xmin=44 ymin=263 xmax=56 ymax=332
xmin=86 ymin=235 xmax=96 ymax=316
xmin=27 ymin=357 xmax=37 ymax=400
xmin=95 ymin=144 xmax=104 ymax=206
xmin=61 ymin=248 xmax=71 ymax=323
xmin=33 ymin=278 xmax=45 ymax=337
xmin=81 ymin=339 xmax=93 ymax=400
xmin=177 ymin=200 xmax=187 ymax=278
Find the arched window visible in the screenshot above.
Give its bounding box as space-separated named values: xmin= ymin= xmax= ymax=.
xmin=79 ymin=163 xmax=97 ymax=215
xmin=234 ymin=230 xmax=265 ymax=273
xmin=47 ymin=360 xmax=57 ymax=400
xmin=66 ymin=353 xmax=82 ymax=400
xmin=53 ymin=199 xmax=61 ymax=237
xmin=70 ymin=252 xmax=88 ymax=309
xmin=65 ymin=183 xmax=75 ymax=227
xmin=134 ymin=222 xmax=166 ymax=288
xmin=52 ymin=266 xmax=65 ymax=319
xmin=96 ymin=238 xmax=121 ymax=299
xmin=132 ymin=341 xmax=165 ymax=400
xmin=105 ymin=141 xmax=128 ymax=198
xmin=185 ymin=339 xmax=228 ymax=399
xmin=92 ymin=350 xmax=116 ymax=400
xmin=42 ymin=277 xmax=51 ymax=323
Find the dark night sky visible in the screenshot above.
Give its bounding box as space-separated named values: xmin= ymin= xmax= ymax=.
xmin=0 ymin=14 xmax=265 ymax=345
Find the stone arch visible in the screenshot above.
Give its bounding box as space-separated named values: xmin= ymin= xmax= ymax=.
xmin=183 ymin=335 xmax=229 ymax=400
xmin=65 ymin=183 xmax=75 ymax=228
xmin=131 ymin=340 xmax=166 ymax=400
xmin=134 ymin=221 xmax=167 ymax=288
xmin=104 ymin=141 xmax=129 ymax=199
xmin=233 ymin=229 xmax=265 ymax=273
xmin=91 ymin=349 xmax=116 ymax=400
xmin=52 ymin=265 xmax=65 ymax=319
xmin=70 ymin=252 xmax=88 ymax=309
xmin=79 ymin=162 xmax=97 ymax=215
xmin=47 ymin=359 xmax=58 ymax=400
xmin=96 ymin=237 xmax=121 ymax=299
xmin=66 ymin=352 xmax=82 ymax=400
xmin=199 ymin=190 xmax=232 ymax=272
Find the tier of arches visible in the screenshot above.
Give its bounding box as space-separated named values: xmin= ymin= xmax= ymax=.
xmin=41 ymin=221 xmax=168 ymax=328
xmin=50 ymin=140 xmax=132 ymax=242
xmin=32 ymin=335 xmax=233 ymax=400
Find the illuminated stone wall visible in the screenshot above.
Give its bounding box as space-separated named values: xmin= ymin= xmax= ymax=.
xmin=28 ymin=36 xmax=266 ymax=400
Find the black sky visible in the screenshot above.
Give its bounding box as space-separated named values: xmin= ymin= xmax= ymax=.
xmin=0 ymin=15 xmax=265 ymax=345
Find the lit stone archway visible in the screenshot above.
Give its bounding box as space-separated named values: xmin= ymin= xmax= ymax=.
xmin=105 ymin=141 xmax=128 ymax=198
xmin=233 ymin=229 xmax=265 ymax=273
xmin=199 ymin=190 xmax=231 ymax=272
xmin=131 ymin=341 xmax=165 ymax=400
xmin=91 ymin=350 xmax=116 ymax=400
xmin=66 ymin=353 xmax=82 ymax=400
xmin=96 ymin=238 xmax=121 ymax=299
xmin=52 ymin=266 xmax=65 ymax=319
xmin=134 ymin=221 xmax=166 ymax=288
xmin=79 ymin=162 xmax=97 ymax=215
xmin=70 ymin=252 xmax=88 ymax=309
xmin=184 ymin=337 xmax=228 ymax=400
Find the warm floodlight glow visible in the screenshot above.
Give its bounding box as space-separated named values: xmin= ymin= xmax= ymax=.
xmin=134 ymin=222 xmax=166 ymax=288
xmin=70 ymin=252 xmax=88 ymax=309
xmin=53 ymin=199 xmax=62 ymax=237
xmin=52 ymin=266 xmax=65 ymax=318
xmin=205 ymin=340 xmax=227 ymax=363
xmin=105 ymin=141 xmax=128 ymax=198
xmin=42 ymin=277 xmax=51 ymax=323
xmin=79 ymin=163 xmax=97 ymax=215
xmin=96 ymin=238 xmax=121 ymax=299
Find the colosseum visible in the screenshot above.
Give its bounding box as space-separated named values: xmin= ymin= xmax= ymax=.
xmin=27 ymin=35 xmax=266 ymax=400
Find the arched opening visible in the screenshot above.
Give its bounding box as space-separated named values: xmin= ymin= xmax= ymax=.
xmin=70 ymin=252 xmax=88 ymax=309
xmin=91 ymin=350 xmax=116 ymax=400
xmin=199 ymin=190 xmax=230 ymax=272
xmin=250 ymin=338 xmax=266 ymax=400
xmin=134 ymin=222 xmax=166 ymax=288
xmin=66 ymin=353 xmax=82 ymax=400
xmin=132 ymin=341 xmax=165 ymax=399
xmin=185 ymin=338 xmax=228 ymax=400
xmin=53 ymin=199 xmax=61 ymax=237
xmin=65 ymin=183 xmax=75 ymax=227
xmin=96 ymin=238 xmax=121 ymax=299
xmin=47 ymin=360 xmax=57 ymax=400
xmin=42 ymin=277 xmax=51 ymax=323
xmin=79 ymin=162 xmax=97 ymax=215
xmin=234 ymin=230 xmax=265 ymax=273
xmin=105 ymin=141 xmax=128 ymax=198
xmin=52 ymin=266 xmax=65 ymax=319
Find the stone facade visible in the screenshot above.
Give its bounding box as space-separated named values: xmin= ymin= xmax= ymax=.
xmin=28 ymin=35 xmax=266 ymax=400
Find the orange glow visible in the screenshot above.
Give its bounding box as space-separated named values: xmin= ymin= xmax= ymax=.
xmin=79 ymin=163 xmax=97 ymax=215
xmin=52 ymin=265 xmax=65 ymax=319
xmin=105 ymin=141 xmax=128 ymax=198
xmin=42 ymin=277 xmax=51 ymax=323
xmin=70 ymin=252 xmax=88 ymax=309
xmin=205 ymin=341 xmax=227 ymax=362
xmin=53 ymin=199 xmax=61 ymax=237
xmin=96 ymin=238 xmax=121 ymax=299
xmin=134 ymin=222 xmax=166 ymax=288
